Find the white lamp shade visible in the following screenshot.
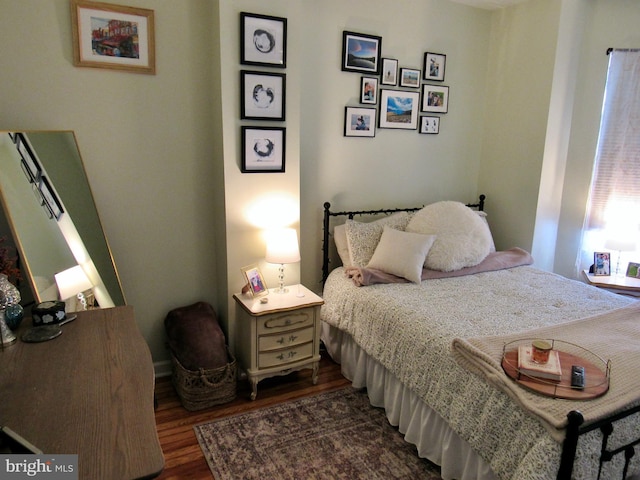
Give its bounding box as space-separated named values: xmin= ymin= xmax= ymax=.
xmin=604 ymin=237 xmax=637 ymax=252
xmin=55 ymin=265 xmax=93 ymax=300
xmin=265 ymin=228 xmax=301 ymax=264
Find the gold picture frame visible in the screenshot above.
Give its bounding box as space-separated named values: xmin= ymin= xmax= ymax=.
xmin=71 ymin=0 xmax=156 ymax=75
xmin=241 ymin=264 xmax=269 ymax=298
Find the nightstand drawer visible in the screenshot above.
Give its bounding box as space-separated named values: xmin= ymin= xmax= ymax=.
xmin=257 ymin=309 xmax=314 ymax=334
xmin=258 ymin=342 xmax=313 ymax=369
xmin=259 ymin=326 xmax=313 ymax=352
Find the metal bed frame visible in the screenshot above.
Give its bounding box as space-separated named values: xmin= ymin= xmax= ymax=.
xmin=320 ymin=194 xmax=640 ymax=479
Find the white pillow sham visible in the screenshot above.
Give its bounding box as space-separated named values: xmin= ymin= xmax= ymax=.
xmin=406 ymin=201 xmax=491 ymax=272
xmin=366 ymin=226 xmax=436 ymax=283
xmin=345 ymin=212 xmax=412 ymax=267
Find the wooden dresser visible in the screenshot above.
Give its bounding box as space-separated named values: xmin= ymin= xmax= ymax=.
xmin=0 ymin=306 xmax=164 ymax=479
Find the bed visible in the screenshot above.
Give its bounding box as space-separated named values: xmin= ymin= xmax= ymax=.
xmin=319 ymin=195 xmax=640 ymax=480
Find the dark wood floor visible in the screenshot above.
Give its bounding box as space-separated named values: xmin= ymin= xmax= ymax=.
xmin=154 ymin=352 xmax=351 ymax=479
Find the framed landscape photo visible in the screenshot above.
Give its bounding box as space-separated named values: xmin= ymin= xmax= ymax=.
xmin=240 ymin=12 xmax=287 ymax=68
xmin=422 ymin=85 xmax=449 ymax=113
xmin=241 ymin=264 xmax=269 ymax=298
xmin=399 ymin=68 xmax=421 ymax=88
xmin=241 ymin=70 xmax=286 ymax=121
xmin=342 ymin=31 xmax=382 ymax=74
xmin=626 ymin=262 xmax=640 ymax=278
xmin=419 ymin=116 xmax=440 ymax=134
xmin=379 ymin=89 xmax=420 ymax=130
xmin=241 ymin=126 xmax=286 ymax=173
xmin=344 ymin=107 xmax=376 ymax=137
xmin=593 ymin=252 xmax=611 ymax=276
xmin=360 ymin=76 xmax=378 ymax=104
xmin=71 ymin=0 xmax=156 ymax=74
xmin=423 ymin=52 xmax=446 ymax=81
xmin=381 ymin=58 xmax=398 ymax=85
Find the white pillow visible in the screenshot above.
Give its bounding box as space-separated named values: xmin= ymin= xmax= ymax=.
xmin=406 ymin=201 xmax=491 ymax=271
xmin=345 ymin=212 xmax=412 ymax=267
xmin=367 ymin=226 xmax=436 ymax=283
xmin=476 ymin=211 xmax=496 ymax=252
xmin=333 ymin=224 xmax=351 ymax=266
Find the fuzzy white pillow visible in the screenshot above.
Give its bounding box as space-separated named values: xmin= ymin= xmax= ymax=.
xmin=406 ymin=201 xmax=491 ymax=271
xmin=366 ymin=226 xmax=436 ymax=283
xmin=345 ymin=212 xmax=412 ymax=267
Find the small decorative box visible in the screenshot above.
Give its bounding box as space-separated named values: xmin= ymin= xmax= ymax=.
xmin=32 ymin=301 xmax=67 ymax=326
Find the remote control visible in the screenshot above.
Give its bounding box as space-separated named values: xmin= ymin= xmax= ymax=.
xmin=571 ymin=365 xmax=585 ymax=389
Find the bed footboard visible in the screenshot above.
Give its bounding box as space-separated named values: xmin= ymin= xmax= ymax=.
xmin=558 ymin=405 xmax=640 ymax=480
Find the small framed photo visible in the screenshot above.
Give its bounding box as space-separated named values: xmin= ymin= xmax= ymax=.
xmin=419 ymin=116 xmax=440 ymax=134
xmin=344 ymin=107 xmax=376 ymax=138
xmin=39 ymin=176 xmax=65 ymax=221
xmin=423 ymin=52 xmax=446 ymax=81
xmin=381 ymin=58 xmax=398 ymax=85
xmin=594 ymin=252 xmax=611 ymax=276
xmin=71 ymin=0 xmax=156 ymax=74
xmin=15 ymin=133 xmax=41 ymax=181
xmin=379 ymin=89 xmax=420 ymax=130
xmin=241 ymin=126 xmax=286 ymax=173
xmin=360 ymin=77 xmax=378 ymax=104
xmin=240 ymin=12 xmax=287 ymax=68
xmin=422 ymin=84 xmax=449 ymax=113
xmin=241 ymin=264 xmax=269 ymax=297
xmin=626 ymin=262 xmax=640 ymax=278
xmin=342 ymin=31 xmax=382 ymax=74
xmin=241 ymin=70 xmax=286 ymax=121
xmin=399 ymin=68 xmax=421 ymax=88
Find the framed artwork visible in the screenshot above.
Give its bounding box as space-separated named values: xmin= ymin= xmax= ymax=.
xmin=241 ymin=264 xmax=269 ymax=297
xmin=399 ymin=68 xmax=421 ymax=88
xmin=626 ymin=262 xmax=640 ymax=278
xmin=379 ymin=89 xmax=420 ymax=130
xmin=341 ymin=31 xmax=382 ymax=74
xmin=360 ymin=76 xmax=378 ymax=104
xmin=71 ymin=0 xmax=156 ymax=74
xmin=15 ymin=133 xmax=41 ymax=182
xmin=241 ymin=126 xmax=286 ymax=173
xmin=423 ymin=52 xmax=446 ymax=81
xmin=419 ymin=116 xmax=440 ymax=134
xmin=344 ymin=107 xmax=376 ymax=138
xmin=422 ymin=84 xmax=449 ymax=113
xmin=40 ymin=176 xmax=65 ymax=221
xmin=240 ymin=12 xmax=287 ymax=68
xmin=381 ymin=58 xmax=398 ymax=85
xmin=241 ymin=70 xmax=286 ymax=121
xmin=593 ymin=252 xmax=611 ymax=276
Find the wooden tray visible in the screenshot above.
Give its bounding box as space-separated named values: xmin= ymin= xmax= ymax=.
xmin=502 ymin=347 xmax=609 ymax=400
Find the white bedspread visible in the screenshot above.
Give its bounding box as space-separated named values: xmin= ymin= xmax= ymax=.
xmin=321 ymin=265 xmax=638 ymax=480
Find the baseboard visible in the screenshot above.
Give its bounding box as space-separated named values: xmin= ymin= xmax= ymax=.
xmin=154 ymin=359 xmax=172 ymax=378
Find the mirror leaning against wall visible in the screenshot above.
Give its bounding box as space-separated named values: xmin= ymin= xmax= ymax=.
xmin=0 ymin=131 xmax=125 ymax=312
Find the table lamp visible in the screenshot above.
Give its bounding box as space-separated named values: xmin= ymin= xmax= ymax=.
xmin=55 ymin=265 xmax=94 ymax=311
xmin=604 ymin=237 xmax=636 ymax=276
xmin=265 ymin=228 xmax=301 ymax=294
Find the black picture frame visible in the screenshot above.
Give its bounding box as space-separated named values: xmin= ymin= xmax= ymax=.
xmin=241 ymin=126 xmax=286 ymax=173
xmin=39 ymin=176 xmax=64 ymax=221
xmin=341 ymin=31 xmax=382 ymax=74
xmin=360 ymin=76 xmax=378 ymax=104
xmin=419 ymin=116 xmax=440 ymax=134
xmin=241 ymin=70 xmax=286 ymax=121
xmin=240 ymin=12 xmax=287 ymax=68
xmin=378 ymin=89 xmax=420 ymax=130
xmin=423 ymin=52 xmax=446 ymax=81
xmin=421 ymin=84 xmax=449 ymax=113
xmin=344 ymin=106 xmax=376 ymax=137
xmin=15 ymin=133 xmax=42 ymax=182
xmin=381 ymin=58 xmax=398 ymax=85
xmin=399 ymin=68 xmax=420 ymax=88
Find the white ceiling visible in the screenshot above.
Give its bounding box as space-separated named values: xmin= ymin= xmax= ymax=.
xmin=449 ymin=0 xmax=529 ymax=9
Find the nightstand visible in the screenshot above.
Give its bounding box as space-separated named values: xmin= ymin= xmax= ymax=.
xmin=233 ymin=284 xmax=324 ymax=400
xmin=582 ymin=270 xmax=640 ymax=298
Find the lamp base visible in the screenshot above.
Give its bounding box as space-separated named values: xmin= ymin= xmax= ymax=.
xmin=273 ymin=286 xmax=289 ymax=294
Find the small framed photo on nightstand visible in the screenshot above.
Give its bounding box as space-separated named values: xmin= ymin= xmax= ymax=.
xmin=593 ymin=252 xmax=611 ymax=276
xmin=626 ymin=262 xmax=640 ymax=278
xmin=241 ymin=264 xmax=269 ymax=297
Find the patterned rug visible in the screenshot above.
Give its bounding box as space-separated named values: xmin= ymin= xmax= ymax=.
xmin=194 ymin=387 xmax=442 ymax=479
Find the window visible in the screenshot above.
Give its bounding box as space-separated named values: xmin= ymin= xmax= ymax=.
xmin=578 ymin=50 xmax=640 ymax=276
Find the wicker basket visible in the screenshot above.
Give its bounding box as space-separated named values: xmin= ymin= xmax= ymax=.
xmin=170 ymin=347 xmax=237 ymax=411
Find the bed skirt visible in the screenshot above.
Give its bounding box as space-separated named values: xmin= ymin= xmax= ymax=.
xmin=321 ymin=321 xmax=498 ymax=480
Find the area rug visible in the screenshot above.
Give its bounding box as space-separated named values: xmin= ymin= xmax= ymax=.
xmin=194 ymin=387 xmax=442 ymax=480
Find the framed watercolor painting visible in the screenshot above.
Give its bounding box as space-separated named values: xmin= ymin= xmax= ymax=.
xmin=423 ymin=52 xmax=446 ymax=81
xmin=71 ymin=0 xmax=155 ymax=74
xmin=344 ymin=107 xmax=376 ymax=137
xmin=241 ymin=126 xmax=286 ymax=173
xmin=240 ymin=12 xmax=287 ymax=68
xmin=341 ymin=31 xmax=382 ymax=74
xmin=379 ymin=90 xmax=420 ymax=130
xmin=241 ymin=70 xmax=286 ymax=121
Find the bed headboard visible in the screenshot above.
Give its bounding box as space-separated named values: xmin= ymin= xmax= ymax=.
xmin=321 ymin=194 xmax=486 ymax=284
